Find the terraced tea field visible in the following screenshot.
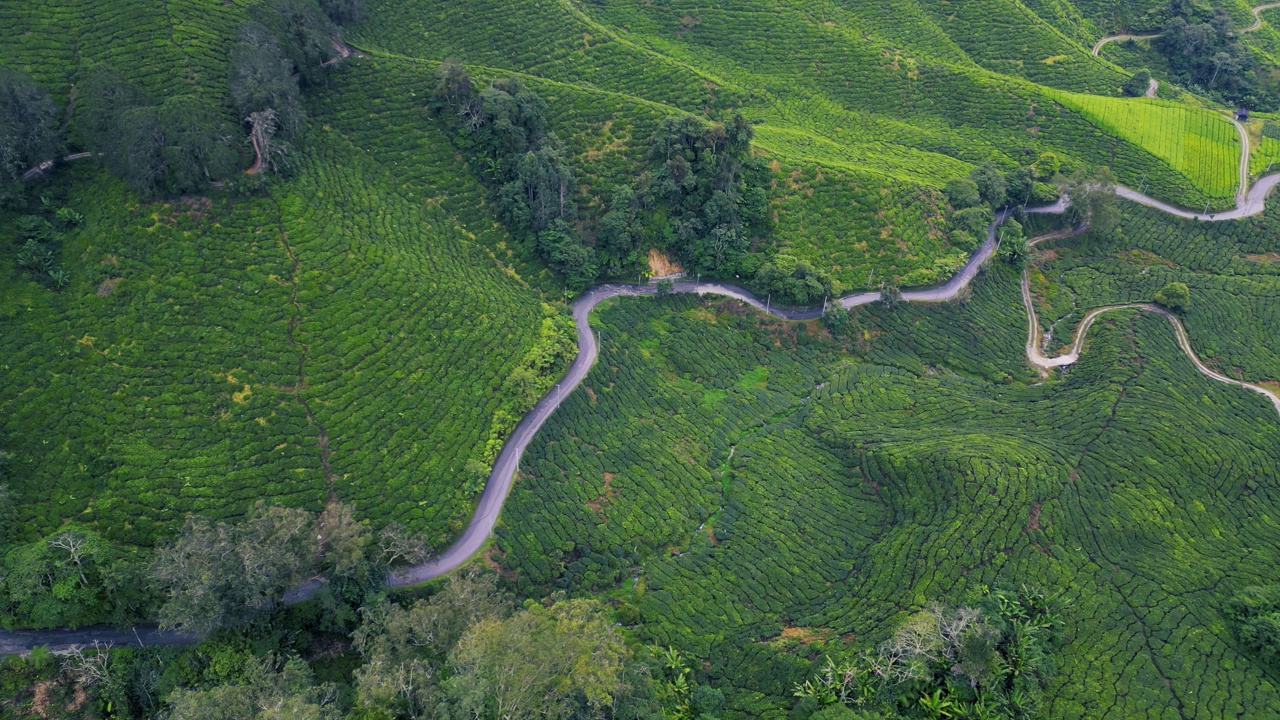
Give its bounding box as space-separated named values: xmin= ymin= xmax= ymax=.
xmin=497 ymin=261 xmax=1280 ymax=718
xmin=1029 ymin=202 xmax=1280 ymax=384
xmin=1048 ymin=90 xmax=1243 ymax=201
xmin=4 ymin=0 xmax=1280 ymax=716
xmin=0 ymin=125 xmax=552 ymax=549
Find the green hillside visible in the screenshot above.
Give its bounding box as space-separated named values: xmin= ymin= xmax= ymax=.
xmin=498 ymin=253 xmax=1280 ymax=717
xmin=3 ymin=0 xmax=1280 ymax=717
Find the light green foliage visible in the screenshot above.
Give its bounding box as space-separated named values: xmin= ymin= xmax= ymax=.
xmin=1047 ymin=90 xmax=1241 ymax=202
xmin=1154 ymin=280 xmax=1191 ymax=310
xmin=166 ymin=654 xmax=340 ymax=720
xmin=754 ymin=255 xmax=839 ymax=305
xmin=447 ymin=598 xmax=633 ymax=719
xmin=794 ymin=588 xmax=1065 ymax=718
xmin=1225 ymin=586 xmax=1280 ymax=670
xmin=0 ymin=526 xmax=150 ymax=629
xmin=151 ymin=503 xmax=319 ymax=636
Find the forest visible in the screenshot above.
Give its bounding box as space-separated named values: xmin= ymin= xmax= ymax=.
xmin=4 ymin=0 xmax=1280 ymax=717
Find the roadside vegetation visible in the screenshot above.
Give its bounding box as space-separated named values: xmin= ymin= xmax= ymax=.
xmin=2 ymin=0 xmax=1280 ymax=717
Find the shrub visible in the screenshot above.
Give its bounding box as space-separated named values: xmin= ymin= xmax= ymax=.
xmin=1225 ymin=586 xmax=1280 ymax=670
xmin=1153 ymin=281 xmax=1190 ymax=311
xmin=1123 ymin=70 xmax=1153 ymax=97
xmin=944 ymin=177 xmax=981 ymax=209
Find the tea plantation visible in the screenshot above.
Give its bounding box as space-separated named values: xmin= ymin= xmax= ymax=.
xmin=497 ymin=259 xmax=1280 ymax=717
xmin=4 ymin=0 xmax=1280 ymax=717
xmin=0 ymin=119 xmax=555 ymax=549
xmin=1030 ymin=202 xmax=1280 ymax=383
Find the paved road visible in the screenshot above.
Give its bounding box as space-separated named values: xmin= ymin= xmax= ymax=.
xmin=7 ymin=146 xmax=1280 ymax=657
xmin=1092 ymin=32 xmax=1160 ymax=56
xmin=1092 ymin=3 xmax=1278 ymax=57
xmin=1246 ymin=2 xmax=1280 ymax=32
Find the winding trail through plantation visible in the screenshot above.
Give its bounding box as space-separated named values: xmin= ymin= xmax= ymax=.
xmin=9 ymin=77 xmax=1280 ymax=658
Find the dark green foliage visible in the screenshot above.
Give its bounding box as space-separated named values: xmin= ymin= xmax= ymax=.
xmin=944 ymin=178 xmax=982 ymax=209
xmin=79 ymin=70 xmax=238 ymax=195
xmin=1005 ymin=167 xmax=1037 ymax=207
xmin=157 ymin=96 xmax=239 ymax=193
xmin=0 ymin=527 xmax=152 ymax=629
xmin=1123 ymin=69 xmax=1153 ymax=97
xmin=647 ymin=113 xmax=769 ymax=274
xmin=77 ymin=64 xmax=146 ymax=159
xmin=1153 ymin=280 xmax=1190 ymax=310
xmin=230 ymin=21 xmax=306 ymax=138
xmin=754 ymin=254 xmax=839 ymax=305
xmin=248 ymin=0 xmax=338 ymax=87
xmin=1225 ymin=586 xmax=1280 ymax=670
xmin=110 ymin=105 xmax=167 ymax=193
xmin=599 ymin=184 xmax=643 ymax=276
xmin=1155 ymin=9 xmax=1269 ymax=108
xmin=432 ymin=67 xmax=596 ymax=285
xmin=0 ymin=67 xmax=58 ymax=199
xmin=969 ymin=162 xmax=1008 ymax=209
xmin=319 ymin=0 xmax=367 ymax=25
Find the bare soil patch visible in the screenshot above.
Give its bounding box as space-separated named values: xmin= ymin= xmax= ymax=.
xmin=647 ymin=248 xmax=684 ymax=277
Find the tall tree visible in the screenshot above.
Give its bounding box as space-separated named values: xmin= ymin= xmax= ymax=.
xmin=110 ymin=106 xmax=167 ymax=195
xmin=1059 ymin=166 xmax=1119 ymax=235
xmin=0 ymin=68 xmax=58 ymax=197
xmin=167 ymin=655 xmax=340 ymax=720
xmin=969 ymin=162 xmax=1007 ymax=208
xmin=76 ymin=65 xmax=145 ymax=162
xmin=318 ymin=0 xmax=367 ymax=24
xmin=151 ymin=502 xmax=319 ymax=636
xmin=646 ymin=113 xmax=766 ymax=273
xmin=230 ymin=21 xmax=306 ymax=139
xmin=352 ymin=568 xmax=509 ymax=718
xmin=445 ymin=598 xmax=633 ymax=719
xmin=158 ymin=95 xmax=238 ymax=194
xmin=250 ymin=0 xmax=338 ymax=86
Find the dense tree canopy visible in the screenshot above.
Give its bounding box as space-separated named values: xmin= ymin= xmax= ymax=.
xmin=432 ymin=66 xmax=596 ymax=286
xmin=230 ymin=21 xmax=306 ymax=140
xmin=1154 ymin=2 xmax=1271 ymax=108
xmin=1154 ymin=281 xmax=1191 ymax=311
xmin=0 ymin=68 xmax=58 ymax=199
xmin=647 ymin=113 xmax=768 ymax=274
xmin=1059 ymin=165 xmax=1119 ymax=234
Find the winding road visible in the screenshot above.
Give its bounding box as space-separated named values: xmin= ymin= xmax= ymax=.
xmin=1091 ymin=32 xmax=1160 ymax=56
xmin=1091 ymin=2 xmax=1280 ymax=57
xmin=9 ymin=87 xmax=1280 ymax=658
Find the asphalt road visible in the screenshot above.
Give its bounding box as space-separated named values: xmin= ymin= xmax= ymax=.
xmin=4 ymin=170 xmax=1279 ymax=654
